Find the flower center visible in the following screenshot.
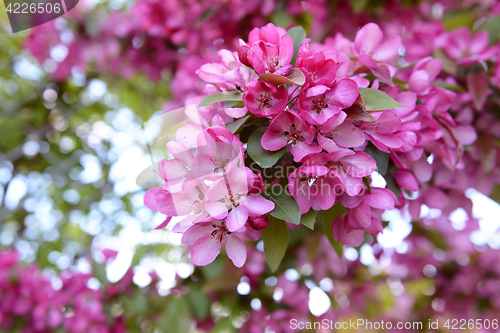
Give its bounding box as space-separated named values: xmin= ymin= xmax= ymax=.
xmin=312 ymin=96 xmax=329 ymax=114
xmin=213 ymin=155 xmax=230 ymax=172
xmin=211 ymin=222 xmax=229 ymax=243
xmin=257 ymin=92 xmax=273 ymax=109
xmin=282 ymin=123 xmax=304 ymax=145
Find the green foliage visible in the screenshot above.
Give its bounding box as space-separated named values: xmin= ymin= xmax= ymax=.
xmin=247 ymin=128 xmax=286 ymax=168
xmin=262 ymin=215 xmax=289 ymax=272
xmin=262 ymin=186 xmax=301 ymax=225
xmin=286 ymin=26 xmax=306 ymax=65
xmin=479 ymin=16 xmax=500 ymax=45
xmin=365 ymin=142 xmax=390 ymax=175
xmin=187 ymin=286 xmax=211 ymax=320
xmin=359 ymin=88 xmax=403 ymax=111
xmin=321 ymin=203 xmax=346 ymax=258
xmin=301 ymin=210 xmax=316 ymax=230
xmin=198 ymin=92 xmax=243 ymax=107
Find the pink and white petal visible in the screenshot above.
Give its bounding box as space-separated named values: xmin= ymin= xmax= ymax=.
xmin=373 ymin=35 xmax=402 ymax=62
xmin=470 ymin=30 xmax=489 ymax=54
xmin=262 ymin=130 xmax=287 ymax=151
xmin=154 ymin=217 xmax=172 ymax=230
xmin=243 ymin=194 xmax=275 ymax=216
xmin=278 ymin=35 xmax=294 ymax=66
xmin=340 ymin=193 xmax=363 ymax=208
xmin=318 ymin=135 xmax=340 ymax=152
xmin=357 ymin=53 xmax=377 ymax=68
xmin=333 ymin=123 xmax=366 ymax=148
xmin=205 ymin=200 xmax=228 ymax=219
xmin=369 ymin=132 xmax=403 ymax=149
xmin=366 ymin=217 xmax=384 ymax=235
xmin=191 ymin=154 xmax=215 ymax=180
xmin=364 ymin=188 xmax=396 ymax=209
xmin=328 ymin=79 xmax=359 ymax=109
xmin=354 ymin=23 xmax=383 ymax=54
xmin=226 ymin=205 xmax=250 ymax=232
xmin=409 ymin=69 xmax=430 ymax=93
xmin=393 ymin=170 xmax=419 ymax=192
xmin=144 ymin=187 xmax=160 ymax=211
xmin=181 ymin=224 xmax=213 ymax=245
xmin=340 ymin=152 xmax=376 ymax=177
xmin=190 ymin=236 xmax=222 ymax=266
xmin=225 ymin=107 xmax=248 ymax=118
xmin=156 ymin=191 xmax=192 ymax=216
xmin=347 ymin=201 xmax=371 ymax=229
xmin=291 ymin=142 xmax=322 ymax=162
xmin=226 ymin=234 xmax=247 ymax=267
xmin=227 ymin=167 xmax=251 ymax=195
xmin=207 ymin=178 xmax=229 ymax=200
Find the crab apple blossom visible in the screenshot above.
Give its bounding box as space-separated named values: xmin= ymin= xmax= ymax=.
xmin=261 ymin=110 xmax=321 ymax=162
xmin=181 ymin=220 xmax=247 ymax=267
xmin=243 ymin=81 xmax=288 ymax=117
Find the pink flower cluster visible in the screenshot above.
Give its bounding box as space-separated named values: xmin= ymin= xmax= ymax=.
xmin=145 ymin=18 xmax=500 ymax=268
xmin=0 ymin=250 xmax=130 ymax=333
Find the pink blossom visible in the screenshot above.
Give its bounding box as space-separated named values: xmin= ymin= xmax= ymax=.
xmin=261 ymin=111 xmax=321 ymax=162
xmin=299 ymin=78 xmax=359 ymax=125
xmin=243 ymin=81 xmax=288 ymax=117
xmin=181 ymin=220 xmax=247 ymax=267
xmin=441 ymin=27 xmax=498 ymax=65
xmin=354 ymin=23 xmax=402 ymax=68
xmin=205 ymin=167 xmax=274 ymax=231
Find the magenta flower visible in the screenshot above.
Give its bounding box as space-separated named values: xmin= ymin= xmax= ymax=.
xmin=354 ymin=23 xmax=402 ymax=68
xmin=359 ymin=110 xmax=403 ymax=152
xmin=243 ymin=81 xmax=288 ymax=117
xmin=205 ymin=167 xmax=275 ymax=232
xmin=181 ymin=220 xmax=247 ymax=267
xmin=441 ymin=27 xmax=498 ymax=65
xmin=238 ymin=23 xmax=294 ymax=75
xmin=408 ymin=57 xmax=444 ymax=93
xmin=295 ymin=39 xmax=342 ymax=86
xmin=153 ymin=181 xmax=210 ymax=228
xmin=197 ymin=49 xmax=252 ymax=90
xmin=261 ymin=111 xmax=321 ymax=162
xmin=238 ymin=23 xmax=287 ymax=64
xmin=299 ymin=79 xmax=359 ymax=125
xmin=288 ymin=164 xmax=338 ymax=214
xmin=192 ymin=127 xmax=245 ymax=180
xmin=318 ymin=111 xmax=365 ymax=152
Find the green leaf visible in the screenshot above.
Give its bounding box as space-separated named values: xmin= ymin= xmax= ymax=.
xmin=187 ymin=287 xmax=211 ymax=320
xmin=479 ymin=16 xmax=500 ymax=45
xmin=91 ymin=260 xmax=108 ymax=285
xmin=365 ymin=142 xmax=390 ymax=175
xmin=226 ymin=115 xmax=250 ymax=133
xmin=161 ymin=297 xmax=191 ymax=333
xmin=262 ymin=215 xmax=289 ymax=272
xmin=443 ymin=10 xmax=475 ymax=31
xmin=247 ymin=128 xmax=286 ymax=168
xmin=122 ymin=292 xmax=148 ymax=316
xmin=385 ymin=173 xmax=400 ymax=199
xmin=262 ymin=186 xmax=301 ymax=225
xmin=286 ymin=26 xmax=306 ymax=65
xmin=350 ymin=0 xmax=369 ymax=14
xmin=359 ymin=88 xmax=403 ymax=111
xmin=490 ymin=185 xmax=500 ymax=205
xmin=321 ymin=203 xmax=346 ymax=258
xmin=301 ymin=210 xmax=316 ymax=230
xmin=198 ymin=92 xmax=243 ymax=107
xmin=430 ymin=82 xmax=466 ymax=92
xmin=412 ymin=223 xmax=448 ymax=251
